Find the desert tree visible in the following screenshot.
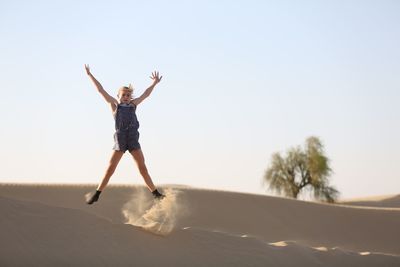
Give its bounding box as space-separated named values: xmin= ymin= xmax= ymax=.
xmin=263 ymin=136 xmax=339 ymax=203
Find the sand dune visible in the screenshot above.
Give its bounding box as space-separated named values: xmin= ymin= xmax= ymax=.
xmin=340 ymin=194 xmax=400 ymax=208
xmin=0 ymin=184 xmax=399 ymax=266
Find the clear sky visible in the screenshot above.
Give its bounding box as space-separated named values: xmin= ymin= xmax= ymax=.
xmin=0 ymin=0 xmax=399 ymax=199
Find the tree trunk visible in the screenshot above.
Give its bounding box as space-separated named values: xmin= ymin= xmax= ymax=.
xmin=291 ymin=185 xmax=300 ymax=198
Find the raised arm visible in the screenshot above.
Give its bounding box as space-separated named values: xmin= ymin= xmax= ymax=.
xmin=131 ymin=71 xmax=162 ymax=106
xmin=85 ymin=64 xmax=118 ymax=106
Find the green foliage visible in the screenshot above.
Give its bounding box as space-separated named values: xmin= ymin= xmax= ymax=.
xmin=263 ymin=137 xmax=339 ymax=203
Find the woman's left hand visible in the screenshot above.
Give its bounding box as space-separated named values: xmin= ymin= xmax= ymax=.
xmin=150 ymin=71 xmax=162 ymax=84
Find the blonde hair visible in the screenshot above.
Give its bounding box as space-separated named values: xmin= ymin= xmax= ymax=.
xmin=118 ymin=83 xmax=134 ymax=97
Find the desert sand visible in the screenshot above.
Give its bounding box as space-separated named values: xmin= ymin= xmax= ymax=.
xmin=1 ymin=183 xmax=399 ymax=266
xmin=340 ymin=194 xmax=400 ymax=208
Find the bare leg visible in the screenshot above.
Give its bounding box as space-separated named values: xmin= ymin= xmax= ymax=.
xmin=97 ymin=150 xmax=124 ymax=191
xmin=129 ymin=148 xmax=157 ymax=192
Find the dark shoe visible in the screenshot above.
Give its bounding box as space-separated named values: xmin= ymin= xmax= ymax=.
xmin=152 ymin=189 xmax=165 ymax=200
xmin=86 ymin=190 xmax=101 ymax=205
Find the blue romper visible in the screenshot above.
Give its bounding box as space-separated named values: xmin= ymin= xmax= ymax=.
xmin=113 ymin=103 xmax=141 ymax=152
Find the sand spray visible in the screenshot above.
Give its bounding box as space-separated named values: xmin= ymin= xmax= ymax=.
xmin=122 ymin=188 xmax=185 ymax=235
